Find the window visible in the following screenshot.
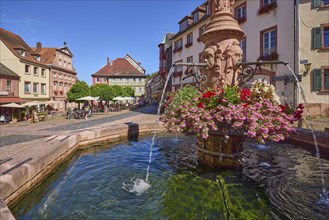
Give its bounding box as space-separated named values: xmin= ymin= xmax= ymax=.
xmin=186 ymin=33 xmax=193 ymax=47
xmin=96 ymin=77 xmax=100 ymax=83
xmin=263 ymin=0 xmax=275 ymax=5
xmin=240 ymin=38 xmax=247 ymax=62
xmin=187 ymin=56 xmax=193 ymax=63
xmin=41 ymin=69 xmax=46 ymax=77
xmin=235 ymin=2 xmax=246 ymax=23
xmin=64 ymin=75 xmax=67 ymax=79
xmin=24 ymin=81 xmax=31 ymax=93
xmin=313 ymin=24 xmax=329 ymax=49
xmin=199 ymin=25 xmax=206 ymax=37
xmin=64 ymin=61 xmax=67 ymax=67
xmin=59 ymin=59 xmax=62 ymax=66
xmin=258 ymin=0 xmax=277 ymax=15
xmin=102 ymin=77 xmax=107 ymax=83
xmin=41 ymin=83 xmax=46 ymax=94
xmin=53 ymin=72 xmax=57 ymax=78
xmin=6 ymin=80 xmax=11 ymax=91
xmin=261 ymin=26 xmax=277 ymax=56
xmin=174 ymin=38 xmax=183 ymax=52
xmin=312 ymin=0 xmax=329 ymax=8
xmin=206 ymin=4 xmax=210 ymax=15
xmin=33 ymin=83 xmax=38 ymax=94
xmin=174 ymin=60 xmax=183 ymax=78
xmin=180 ymin=20 xmax=189 ymax=31
xmin=193 ymin=13 xmax=199 ymax=23
xmin=33 ymin=67 xmax=39 ymax=76
xmin=25 ymin=65 xmax=30 ymax=74
xmin=313 ymin=67 xmax=329 ymax=91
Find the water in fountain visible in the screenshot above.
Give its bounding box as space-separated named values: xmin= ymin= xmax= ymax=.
xmin=286 ymin=64 xmax=329 ymax=204
xmin=123 ymin=67 xmax=175 ymax=195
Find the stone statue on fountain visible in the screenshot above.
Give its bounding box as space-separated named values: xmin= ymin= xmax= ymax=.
xmin=201 ymin=0 xmax=245 ymax=90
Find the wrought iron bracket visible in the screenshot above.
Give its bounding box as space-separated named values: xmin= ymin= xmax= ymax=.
xmin=172 ymin=60 xmax=290 ymax=89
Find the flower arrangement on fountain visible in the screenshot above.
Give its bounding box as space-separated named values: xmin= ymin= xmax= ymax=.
xmin=160 ymin=79 xmax=304 ymax=144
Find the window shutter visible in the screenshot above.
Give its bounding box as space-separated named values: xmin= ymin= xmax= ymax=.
xmin=313 ymin=69 xmax=322 ymax=91
xmin=312 ymin=27 xmax=322 ymax=49
xmin=312 ymin=0 xmax=321 ymax=8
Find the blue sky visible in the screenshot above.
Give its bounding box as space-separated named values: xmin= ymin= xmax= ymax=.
xmin=1 ymin=0 xmax=204 ymax=85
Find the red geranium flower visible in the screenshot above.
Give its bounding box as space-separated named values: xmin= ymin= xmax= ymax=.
xmin=240 ymin=87 xmax=251 ymax=102
xmin=198 ymin=102 xmax=205 ymax=108
xmin=202 ymin=90 xmax=216 ymax=99
xmin=279 ymin=104 xmax=285 ymax=113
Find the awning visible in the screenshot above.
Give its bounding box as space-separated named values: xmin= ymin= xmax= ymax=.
xmin=0 ymin=97 xmax=28 ymax=104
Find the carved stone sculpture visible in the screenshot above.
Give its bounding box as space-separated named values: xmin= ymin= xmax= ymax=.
xmin=201 ymin=0 xmax=245 ymax=90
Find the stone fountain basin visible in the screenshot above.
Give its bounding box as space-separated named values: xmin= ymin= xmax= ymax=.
xmin=287 ymin=128 xmax=329 ymax=159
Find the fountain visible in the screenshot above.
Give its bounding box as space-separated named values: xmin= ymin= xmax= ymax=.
xmin=6 ymin=0 xmax=329 ymax=219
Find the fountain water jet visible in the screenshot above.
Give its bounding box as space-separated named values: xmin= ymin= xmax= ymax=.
xmin=123 ymin=67 xmax=175 ymax=195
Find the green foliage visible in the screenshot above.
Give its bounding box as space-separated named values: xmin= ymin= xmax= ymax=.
xmin=121 ymin=86 xmax=134 ymax=97
xmin=67 ymin=81 xmax=91 ymax=102
xmin=223 ymin=85 xmax=240 ymax=104
xmin=90 ymin=84 xmax=115 ymax=100
xmin=146 ymin=72 xmax=157 ymax=80
xmin=112 ymin=85 xmax=123 ymax=98
xmin=165 ymin=85 xmax=199 ymax=113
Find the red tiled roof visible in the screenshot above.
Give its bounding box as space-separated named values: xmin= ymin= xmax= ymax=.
xmin=0 ymin=97 xmax=28 ymax=104
xmin=92 ymin=58 xmax=145 ymax=77
xmin=0 ymin=28 xmax=48 ymax=67
xmin=32 ymin=48 xmax=57 ymax=65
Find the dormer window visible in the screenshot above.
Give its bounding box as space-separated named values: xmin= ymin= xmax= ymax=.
xmin=16 ymin=49 xmax=26 ymax=57
xmin=193 ymin=13 xmax=199 ymax=23
xmin=180 ymin=20 xmax=189 ymax=31
xmin=33 ymin=55 xmax=41 ymax=61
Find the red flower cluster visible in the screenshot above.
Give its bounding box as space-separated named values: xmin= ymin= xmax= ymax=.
xmin=240 ymin=88 xmax=251 ymax=102
xmin=201 ymin=91 xmax=216 ymax=99
xmin=279 ymin=103 xmax=304 ymax=121
xmin=294 ymin=104 xmax=304 ymax=121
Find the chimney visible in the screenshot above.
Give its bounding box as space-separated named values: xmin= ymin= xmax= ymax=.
xmin=36 ymin=42 xmax=42 ymax=52
xmin=107 ymin=57 xmax=110 ymax=65
xmin=64 ymin=41 xmax=67 ymax=47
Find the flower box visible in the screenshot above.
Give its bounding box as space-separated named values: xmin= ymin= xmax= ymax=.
xmin=173 ymin=47 xmax=183 ymax=53
xmin=185 ymin=42 xmax=193 ymax=48
xmin=258 ymin=52 xmax=279 ymax=61
xmin=236 ymin=16 xmax=246 ymax=24
xmin=257 ymin=1 xmax=277 ymax=15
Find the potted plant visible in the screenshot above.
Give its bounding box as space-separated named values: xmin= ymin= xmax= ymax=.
xmin=160 ymin=80 xmax=303 ymax=167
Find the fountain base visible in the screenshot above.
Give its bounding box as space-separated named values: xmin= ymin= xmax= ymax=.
xmin=197 ymin=132 xmax=244 ymax=168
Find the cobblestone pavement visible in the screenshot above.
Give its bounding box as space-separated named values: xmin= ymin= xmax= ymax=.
xmin=0 ymin=105 xmax=158 ymax=148
xmin=43 ymin=105 xmax=157 ymax=131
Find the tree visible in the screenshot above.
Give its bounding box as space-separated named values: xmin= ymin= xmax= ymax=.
xmin=90 ymin=84 xmax=115 ymax=101
xmin=67 ymin=81 xmax=90 ymax=102
xmin=121 ymin=86 xmax=134 ymax=97
xmin=112 ymin=85 xmax=123 ymax=98
xmin=146 ymin=72 xmax=157 ymax=80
